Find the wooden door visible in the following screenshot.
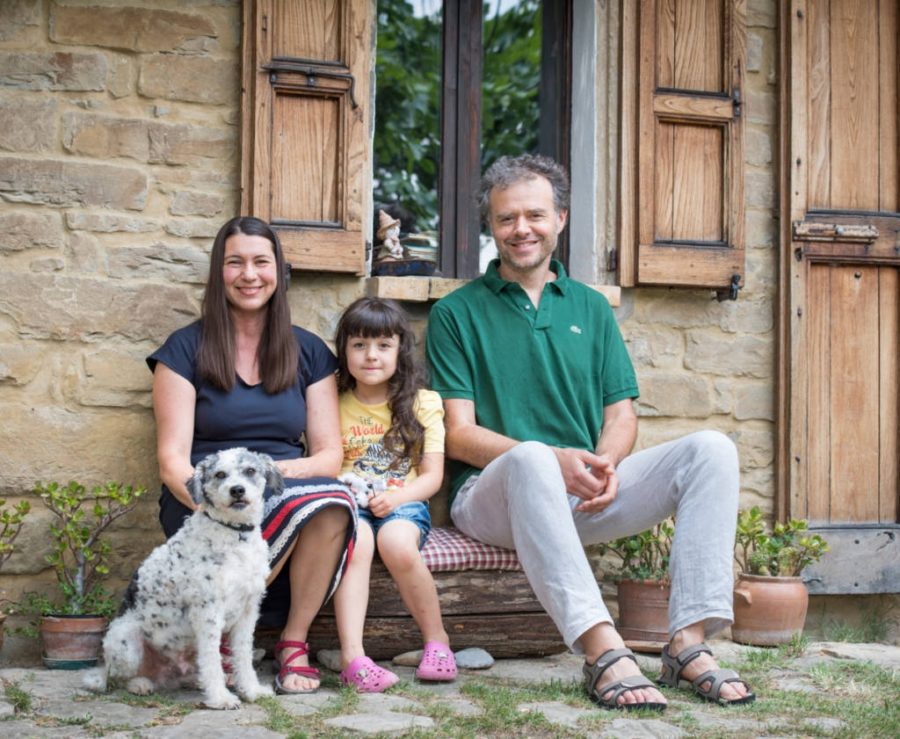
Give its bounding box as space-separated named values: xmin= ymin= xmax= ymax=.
xmin=780 ymin=0 xmax=899 ymax=593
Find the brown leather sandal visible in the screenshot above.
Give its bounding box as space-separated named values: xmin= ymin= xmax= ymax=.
xmin=658 ymin=642 xmax=756 ymax=705
xmin=583 ymin=647 xmax=667 ymax=712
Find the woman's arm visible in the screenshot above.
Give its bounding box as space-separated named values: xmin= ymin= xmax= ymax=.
xmin=152 ymin=363 xmax=199 ymax=510
xmin=276 ymin=374 xmax=343 ymax=479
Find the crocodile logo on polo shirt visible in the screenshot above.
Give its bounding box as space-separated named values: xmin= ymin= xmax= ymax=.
xmin=569 ymin=325 xmax=582 ymax=334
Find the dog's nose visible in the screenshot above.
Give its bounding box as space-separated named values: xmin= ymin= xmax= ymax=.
xmin=229 ymin=485 xmax=245 ymax=499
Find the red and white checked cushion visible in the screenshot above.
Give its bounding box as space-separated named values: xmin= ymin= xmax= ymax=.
xmin=421 ymin=526 xmax=522 ymax=572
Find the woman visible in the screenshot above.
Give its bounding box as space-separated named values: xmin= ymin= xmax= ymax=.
xmin=147 ymin=216 xmax=356 ymax=694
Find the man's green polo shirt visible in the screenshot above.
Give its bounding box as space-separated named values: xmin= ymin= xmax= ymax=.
xmin=426 ymin=259 xmax=639 ymax=501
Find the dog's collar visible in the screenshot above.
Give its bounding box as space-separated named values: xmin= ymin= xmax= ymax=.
xmin=203 ymin=511 xmax=257 ymax=533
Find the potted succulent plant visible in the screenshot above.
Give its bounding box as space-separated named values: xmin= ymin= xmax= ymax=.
xmin=598 ymin=518 xmax=674 ymax=651
xmin=0 ymin=497 xmax=31 ymax=651
xmin=732 ymin=506 xmax=829 ymax=646
xmin=10 ymin=480 xmax=145 ymax=668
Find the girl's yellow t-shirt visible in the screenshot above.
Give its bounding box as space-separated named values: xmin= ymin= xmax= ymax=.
xmin=339 ymin=388 xmax=444 ymax=490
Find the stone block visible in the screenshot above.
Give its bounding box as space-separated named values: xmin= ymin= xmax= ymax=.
xmin=0 ymin=211 xmax=63 ymax=252
xmin=148 ymin=121 xmax=235 ymax=166
xmin=0 ymin=97 xmax=57 ymax=153
xmin=0 ymin=52 xmax=108 ymax=91
xmin=106 ymin=243 xmax=208 ymax=284
xmin=169 ymin=190 xmax=225 ymax=217
xmin=734 ymin=426 xmax=775 ymax=468
xmin=50 ymin=5 xmax=217 ymax=54
xmin=634 ymin=370 xmax=713 ymax=418
xmin=66 ymin=212 xmax=159 ymax=234
xmin=62 ymin=112 xmax=149 ymax=162
xmin=0 ymin=403 xmax=158 ymax=506
xmin=0 ymin=342 xmax=43 ymax=386
xmin=745 ymin=170 xmax=775 ymax=209
xmin=107 ymin=53 xmax=135 ymax=99
xmin=164 ymin=218 xmax=220 ymax=239
xmin=29 ymin=257 xmax=64 ymax=272
xmin=685 ymin=331 xmax=772 ymax=379
xmin=0 ymin=273 xmax=198 ymax=344
xmin=746 ymin=127 xmax=773 ymax=167
xmin=66 ymin=231 xmax=101 ymax=273
xmin=0 ymin=0 xmax=41 ymax=43
xmin=139 ymin=55 xmax=237 ymax=105
xmin=734 ymin=381 xmax=775 ymax=421
xmin=747 ymin=31 xmax=765 ymax=73
xmin=624 ymin=326 xmax=683 ymax=369
xmin=80 ymin=349 xmax=152 ymax=408
xmin=745 ymin=210 xmax=776 ymax=249
xmin=0 ymin=156 xmax=147 ymax=210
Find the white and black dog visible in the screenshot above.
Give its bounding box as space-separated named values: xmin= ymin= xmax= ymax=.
xmin=85 ymin=448 xmax=280 ymax=709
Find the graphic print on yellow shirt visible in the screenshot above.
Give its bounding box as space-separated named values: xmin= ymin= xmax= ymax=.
xmin=339 ymin=389 xmax=445 ymax=491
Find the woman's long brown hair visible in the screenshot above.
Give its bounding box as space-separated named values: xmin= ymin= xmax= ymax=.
xmin=197 ymin=216 xmax=299 ymax=393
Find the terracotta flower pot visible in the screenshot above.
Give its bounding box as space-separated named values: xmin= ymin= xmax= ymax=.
xmin=616 ymin=579 xmax=670 ymax=652
xmin=732 ymin=573 xmax=809 ymax=646
xmin=40 ymin=614 xmax=107 ymax=669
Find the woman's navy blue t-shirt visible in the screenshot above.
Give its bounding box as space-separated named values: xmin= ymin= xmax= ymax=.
xmin=146 ymin=321 xmax=338 ymax=466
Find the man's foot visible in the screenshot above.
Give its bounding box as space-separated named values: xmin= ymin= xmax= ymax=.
xmin=660 ymin=639 xmax=755 ymax=705
xmin=584 ymin=648 xmax=667 ymax=711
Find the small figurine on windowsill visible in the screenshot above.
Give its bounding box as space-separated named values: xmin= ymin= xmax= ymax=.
xmin=376 ymin=209 xmax=404 ymax=260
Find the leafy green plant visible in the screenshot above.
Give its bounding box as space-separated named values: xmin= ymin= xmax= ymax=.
xmin=0 ymin=497 xmax=31 ymax=570
xmin=599 ymin=518 xmax=674 ymax=583
xmin=7 ymin=481 xmax=145 ymax=627
xmin=735 ymin=506 xmax=829 ymax=577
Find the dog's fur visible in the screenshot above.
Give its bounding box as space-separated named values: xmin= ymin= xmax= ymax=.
xmin=85 ymin=448 xmax=280 ymax=709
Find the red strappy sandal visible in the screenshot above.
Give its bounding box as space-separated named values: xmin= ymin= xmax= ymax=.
xmin=273 ymin=639 xmax=320 ymax=694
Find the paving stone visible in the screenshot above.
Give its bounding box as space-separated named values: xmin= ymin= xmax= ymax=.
xmin=519 ymin=700 xmax=590 ymax=729
xmin=324 ymin=711 xmax=435 ymax=734
xmin=356 ymin=692 xmax=420 ymax=712
xmin=135 ymin=706 xmax=278 ymax=738
xmin=455 ymin=647 xmax=495 ymax=669
xmin=0 ymin=700 xmax=15 ymax=718
xmin=813 ymin=641 xmax=900 ymax=668
xmin=35 ymin=696 xmax=159 ymax=726
xmin=277 ymin=688 xmax=338 ymax=716
xmin=595 ymin=717 xmax=686 ymax=738
xmin=803 ymin=716 xmax=845 ymax=731
xmin=435 ymin=696 xmax=481 ymax=716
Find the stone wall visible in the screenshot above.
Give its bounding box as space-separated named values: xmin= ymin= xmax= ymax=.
xmin=0 ymin=0 xmax=247 ymax=599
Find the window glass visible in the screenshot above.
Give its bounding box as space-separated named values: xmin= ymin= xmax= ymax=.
xmin=373 ymin=1 xmax=544 ymax=276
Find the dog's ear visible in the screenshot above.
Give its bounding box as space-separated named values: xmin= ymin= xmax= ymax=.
xmin=261 ymin=453 xmax=284 ymax=495
xmin=187 ymin=457 xmax=209 ymax=505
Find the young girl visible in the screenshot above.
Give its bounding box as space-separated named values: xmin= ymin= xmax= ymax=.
xmin=332 ymin=297 xmax=457 ymax=693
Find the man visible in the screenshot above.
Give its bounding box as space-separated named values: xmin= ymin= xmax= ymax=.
xmin=426 ymin=154 xmax=754 ymax=711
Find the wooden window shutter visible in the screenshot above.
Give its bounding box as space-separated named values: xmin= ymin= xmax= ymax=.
xmin=241 ymin=0 xmax=371 ymax=274
xmin=619 ymin=0 xmax=745 ymax=292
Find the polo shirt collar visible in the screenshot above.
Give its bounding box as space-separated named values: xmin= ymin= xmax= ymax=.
xmin=482 ymin=259 xmax=570 ymax=295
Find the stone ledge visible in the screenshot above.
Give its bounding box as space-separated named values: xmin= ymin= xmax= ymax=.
xmin=366 ymin=276 xmax=622 ymax=306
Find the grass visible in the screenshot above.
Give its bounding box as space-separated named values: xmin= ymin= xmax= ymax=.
xmin=2 ymin=679 xmax=31 ymax=712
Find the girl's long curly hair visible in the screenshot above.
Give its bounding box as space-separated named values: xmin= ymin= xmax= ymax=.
xmin=336 ymin=297 xmax=425 ymax=469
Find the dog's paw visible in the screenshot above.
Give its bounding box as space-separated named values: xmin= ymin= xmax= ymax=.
xmin=126 ymin=677 xmax=155 ymax=696
xmin=82 ymin=667 xmax=108 ymax=692
xmin=239 ymin=681 xmax=275 ymax=702
xmin=203 ymin=690 xmax=242 ymax=710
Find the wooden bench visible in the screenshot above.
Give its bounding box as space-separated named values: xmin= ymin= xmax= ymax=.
xmin=303 ymin=526 xmax=566 ymax=659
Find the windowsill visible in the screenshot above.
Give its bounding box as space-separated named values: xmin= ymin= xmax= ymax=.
xmin=366 ymin=276 xmax=621 ymax=307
